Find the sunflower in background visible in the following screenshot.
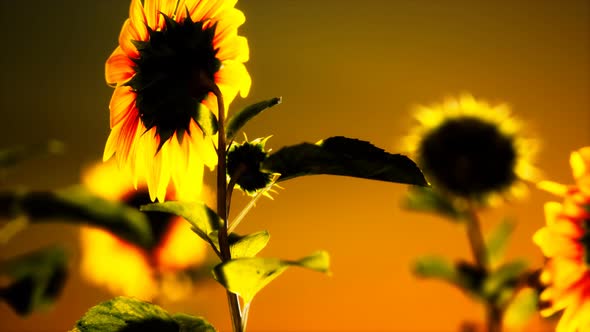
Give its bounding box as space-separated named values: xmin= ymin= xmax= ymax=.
xmin=104 ymin=0 xmax=251 ymax=202
xmin=79 ymin=160 xmax=210 ymax=301
xmin=534 ymin=147 xmax=590 ymax=332
xmin=404 ymin=94 xmax=540 ymax=206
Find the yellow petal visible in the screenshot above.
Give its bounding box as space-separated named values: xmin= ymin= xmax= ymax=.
xmin=118 ymin=19 xmax=141 ymax=58
xmin=109 ymin=86 xmax=136 ymax=128
xmin=105 ymin=47 xmax=135 ymax=86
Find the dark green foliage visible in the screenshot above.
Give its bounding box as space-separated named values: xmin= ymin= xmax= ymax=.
xmin=225 ymin=97 xmax=282 ymax=140
xmin=0 ymin=187 xmax=153 ymax=249
xmin=140 ymin=200 xmax=220 ymax=246
xmin=403 ymin=186 xmax=464 ymax=220
xmin=263 ymin=136 xmax=428 ymax=186
xmin=0 ymin=246 xmax=68 ymax=315
xmin=72 ymin=297 xmax=216 ymax=332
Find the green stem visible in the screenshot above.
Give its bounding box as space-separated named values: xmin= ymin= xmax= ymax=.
xmin=212 ymin=86 xmax=243 ymax=332
xmin=465 ymin=202 xmax=502 ymax=332
xmin=465 ymin=205 xmax=487 ymax=268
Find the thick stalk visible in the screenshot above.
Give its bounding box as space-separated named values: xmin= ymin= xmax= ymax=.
xmin=212 ymin=86 xmax=243 ymax=332
xmin=464 ymin=203 xmax=502 ymax=332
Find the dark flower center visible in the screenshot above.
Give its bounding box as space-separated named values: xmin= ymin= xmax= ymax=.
xmin=126 ymin=14 xmax=221 ymax=150
xmin=123 ymin=189 xmax=174 ymax=252
xmin=419 ymin=117 xmax=517 ymax=197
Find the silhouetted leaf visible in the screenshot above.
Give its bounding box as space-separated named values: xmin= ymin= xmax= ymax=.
xmin=403 ymin=186 xmax=464 ymax=220
xmin=263 ymin=136 xmax=427 ymax=186
xmin=0 ymin=140 xmax=64 ymax=168
xmin=72 ymin=297 xmax=216 ymax=332
xmin=225 ymin=97 xmax=282 ymax=140
xmin=0 ymin=187 xmax=152 ymax=248
xmin=486 ymin=219 xmax=515 ymax=266
xmin=213 ymin=250 xmax=330 ymax=303
xmin=0 ymin=246 xmax=68 ymax=315
xmin=141 ymin=201 xmax=220 ymax=244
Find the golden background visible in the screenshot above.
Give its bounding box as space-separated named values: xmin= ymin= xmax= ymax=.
xmin=0 ymin=0 xmax=588 ymax=331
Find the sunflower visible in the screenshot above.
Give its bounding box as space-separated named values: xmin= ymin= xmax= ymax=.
xmin=533 ymin=147 xmax=590 ymax=332
xmin=79 ymin=160 xmax=210 ymax=301
xmin=403 ymin=94 xmax=539 ymax=204
xmin=104 ymin=0 xmax=251 ymax=202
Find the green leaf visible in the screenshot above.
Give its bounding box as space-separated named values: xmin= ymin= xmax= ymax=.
xmin=229 ymin=230 xmax=270 ymax=258
xmin=206 ymin=230 xmax=270 ymax=258
xmin=72 ymin=296 xmax=216 ymax=332
xmin=0 ymin=187 xmax=153 ymax=249
xmin=195 ymin=104 xmax=218 ymax=137
xmin=0 ymin=246 xmax=68 ymax=315
xmin=403 ymin=186 xmax=464 ymax=220
xmin=225 ymin=97 xmax=282 ymax=140
xmin=263 ymin=136 xmax=428 ymax=186
xmin=172 ymin=314 xmax=217 ymax=332
xmin=412 ymin=256 xmax=457 ymax=283
xmin=213 ymin=250 xmax=330 ymax=303
xmin=414 ymin=258 xmax=490 ymax=300
xmin=486 ymin=219 xmax=515 ymax=266
xmin=0 ymin=140 xmax=65 ymax=168
xmin=503 ymin=288 xmax=539 ymax=329
xmin=483 ymin=260 xmax=528 ymax=300
xmin=141 ymin=200 xmax=220 ymax=244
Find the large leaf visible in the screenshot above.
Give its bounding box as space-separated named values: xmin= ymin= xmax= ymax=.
xmin=403 ymin=186 xmax=464 ymax=220
xmin=72 ymin=296 xmax=216 ymax=332
xmin=213 ymin=250 xmax=330 ymax=303
xmin=0 ymin=246 xmax=68 ymax=315
xmin=263 ymin=136 xmax=428 ymax=186
xmin=141 ymin=201 xmax=220 ymax=243
xmin=486 ymin=219 xmax=515 ymax=266
xmin=0 ymin=187 xmax=152 ymax=248
xmin=225 ymin=97 xmax=282 ymax=140
xmin=0 ymin=140 xmax=64 ymax=168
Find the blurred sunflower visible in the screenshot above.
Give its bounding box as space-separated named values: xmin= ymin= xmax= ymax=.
xmin=79 ymin=160 xmax=210 ymax=301
xmin=104 ymin=0 xmax=251 ymax=202
xmin=403 ymin=94 xmax=539 ymax=204
xmin=533 ymin=147 xmax=590 ymax=332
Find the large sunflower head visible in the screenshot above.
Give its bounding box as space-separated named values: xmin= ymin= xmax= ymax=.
xmin=79 ymin=160 xmax=209 ymax=300
xmin=103 ymin=0 xmax=251 ymax=202
xmin=533 ymin=147 xmax=590 ymax=332
xmin=403 ymin=94 xmax=539 ymax=204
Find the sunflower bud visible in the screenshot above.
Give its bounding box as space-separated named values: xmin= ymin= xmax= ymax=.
xmin=227 ymin=137 xmax=274 ymax=195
